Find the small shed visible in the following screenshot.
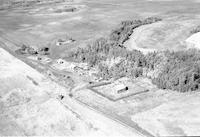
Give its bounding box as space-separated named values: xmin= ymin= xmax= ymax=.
xmin=56 ymin=38 xmax=75 ymax=46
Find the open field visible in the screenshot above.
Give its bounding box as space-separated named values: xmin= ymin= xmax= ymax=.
xmin=1 ymin=0 xmax=200 ymax=136
xmin=74 ymin=81 xmax=200 ymax=136
xmin=124 ymin=17 xmax=200 ymax=54
xmin=131 ymin=92 xmax=200 ymax=136
xmin=1 ymin=0 xmax=200 ymax=57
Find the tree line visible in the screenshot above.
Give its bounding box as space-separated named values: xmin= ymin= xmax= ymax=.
xmin=67 ymin=17 xmax=200 ymax=92
xmin=151 ymin=50 xmax=200 ymax=92
xmin=109 ymin=17 xmax=162 ymax=46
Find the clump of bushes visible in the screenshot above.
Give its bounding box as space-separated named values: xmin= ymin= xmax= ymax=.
xmin=190 ymin=25 xmax=200 ymax=34
xmin=15 ymin=44 xmax=38 ymax=55
xmin=15 ymin=45 xmax=50 ymax=55
xmin=38 ymin=47 xmax=50 ymax=55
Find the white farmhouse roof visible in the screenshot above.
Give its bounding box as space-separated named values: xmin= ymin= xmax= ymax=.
xmin=186 ymin=32 xmax=200 ymax=49
xmin=114 ymin=83 xmax=127 ymax=91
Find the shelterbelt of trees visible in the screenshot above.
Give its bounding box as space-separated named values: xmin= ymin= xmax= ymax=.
xmin=67 ymin=17 xmax=200 ymax=92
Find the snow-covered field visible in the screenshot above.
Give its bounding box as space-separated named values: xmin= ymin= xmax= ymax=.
xmin=186 ymin=32 xmax=200 ymax=49
xmin=124 ymin=18 xmax=200 ymax=54
xmin=131 ymin=92 xmax=200 ymax=136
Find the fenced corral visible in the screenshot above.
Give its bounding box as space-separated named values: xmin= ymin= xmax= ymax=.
xmin=90 ymin=77 xmax=152 ymax=101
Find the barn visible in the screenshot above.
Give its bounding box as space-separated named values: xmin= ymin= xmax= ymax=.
xmin=114 ymin=84 xmax=128 ymax=94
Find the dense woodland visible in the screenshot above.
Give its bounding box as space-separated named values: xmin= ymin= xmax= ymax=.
xmin=68 ymin=17 xmax=200 ymax=92
xmin=152 ymin=50 xmax=200 ymax=92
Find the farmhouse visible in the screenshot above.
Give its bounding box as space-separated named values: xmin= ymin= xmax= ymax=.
xmin=54 ymin=59 xmax=90 ymax=73
xmin=54 ymin=59 xmax=76 ymax=71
